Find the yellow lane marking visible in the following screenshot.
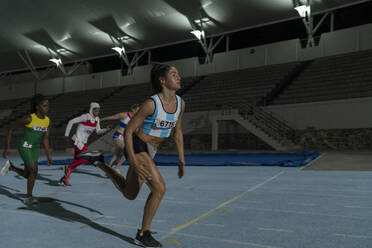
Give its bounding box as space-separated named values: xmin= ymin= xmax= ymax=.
xmin=171 ymin=208 xmax=231 ymax=231
xmin=163 ymin=171 xmax=284 ymax=239
xmin=163 ymin=237 xmax=182 ymax=246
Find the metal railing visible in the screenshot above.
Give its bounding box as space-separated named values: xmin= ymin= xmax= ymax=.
xmin=238 ymin=100 xmax=296 ymax=144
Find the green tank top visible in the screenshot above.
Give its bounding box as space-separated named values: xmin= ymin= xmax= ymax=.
xmin=20 ymin=113 xmax=50 ymax=149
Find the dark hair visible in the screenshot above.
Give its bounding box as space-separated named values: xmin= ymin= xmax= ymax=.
xmin=31 ymin=94 xmax=47 ymax=113
xmin=150 ymin=63 xmax=171 ymax=94
xmin=130 ymin=104 xmax=140 ymax=111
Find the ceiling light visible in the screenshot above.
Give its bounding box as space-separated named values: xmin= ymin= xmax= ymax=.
xmin=194 ymin=17 xmax=211 ymax=25
xmin=295 ymin=5 xmax=310 ymax=18
xmin=112 ymin=46 xmax=125 ymax=56
xmin=60 ymin=34 xmax=72 ymax=42
xmin=191 ymin=30 xmax=204 ymax=40
xmin=202 ymin=0 xmax=213 ymax=8
xmin=118 ymin=35 xmax=131 ymax=42
xmin=56 ymin=48 xmax=67 ymax=53
xmin=49 ymin=58 xmax=62 ymax=66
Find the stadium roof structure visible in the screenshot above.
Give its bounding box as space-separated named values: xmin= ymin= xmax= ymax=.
xmin=0 ymin=0 xmax=370 ymax=74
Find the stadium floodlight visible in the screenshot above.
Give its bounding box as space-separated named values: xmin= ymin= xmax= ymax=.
xmin=118 ymin=35 xmax=131 ymax=42
xmin=49 ymin=58 xmax=62 ymax=66
xmin=112 ymin=46 xmax=126 ymax=56
xmin=194 ymin=17 xmax=211 ymax=25
xmin=295 ymin=5 xmax=310 ymax=18
xmin=191 ymin=30 xmax=205 ymax=40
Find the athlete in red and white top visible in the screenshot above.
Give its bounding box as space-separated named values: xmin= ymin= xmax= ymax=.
xmin=100 ymin=104 xmax=140 ymax=174
xmin=60 ymin=102 xmax=112 ymax=186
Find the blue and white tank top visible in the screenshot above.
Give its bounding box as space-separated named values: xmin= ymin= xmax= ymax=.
xmin=142 ymin=94 xmax=182 ymax=138
xmin=119 ymin=112 xmax=132 ymax=128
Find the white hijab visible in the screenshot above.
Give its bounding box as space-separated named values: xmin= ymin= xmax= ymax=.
xmin=89 ymin=102 xmax=100 ymax=121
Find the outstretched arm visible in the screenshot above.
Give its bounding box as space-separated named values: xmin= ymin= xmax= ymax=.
xmin=100 ymin=112 xmax=127 ymax=121
xmin=3 ymin=115 xmax=31 ymax=158
xmin=95 ymin=119 xmax=112 ymax=135
xmin=174 ymin=99 xmax=186 ymax=179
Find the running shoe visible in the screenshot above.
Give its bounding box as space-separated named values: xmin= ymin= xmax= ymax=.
xmin=76 ymin=151 xmax=104 ymax=165
xmin=64 ymin=165 xmax=72 ymax=178
xmin=114 ymin=167 xmax=121 ymax=174
xmin=0 ymin=160 xmax=11 ymax=176
xmin=134 ymin=230 xmax=162 ymax=248
xmin=24 ymin=197 xmax=39 ymax=205
xmin=60 ymin=176 xmax=72 ymax=186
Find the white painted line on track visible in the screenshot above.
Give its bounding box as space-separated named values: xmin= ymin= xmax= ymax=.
xmin=334 ymin=233 xmax=372 ymax=239
xmin=0 ymin=208 xmax=50 ymax=218
xmin=195 ymin=223 xmax=224 ymax=227
xmin=344 ymin=205 xmax=372 ymax=209
xmin=288 ymin=202 xmax=316 ymax=206
xmin=94 ymin=215 xmax=116 ymax=219
xmin=172 ymin=232 xmax=283 ymax=248
xmin=239 ymin=200 xmax=264 ymax=204
xmin=152 ymin=219 xmax=167 ymax=223
xmin=258 ymin=227 xmax=294 ymax=233
xmin=231 ymin=206 xmax=369 ymax=220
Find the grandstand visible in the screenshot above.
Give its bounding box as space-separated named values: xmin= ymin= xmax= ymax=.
xmin=274 ymin=50 xmax=372 ymax=104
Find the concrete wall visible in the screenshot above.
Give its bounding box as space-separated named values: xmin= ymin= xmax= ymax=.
xmin=265 ymin=97 xmax=372 ymax=130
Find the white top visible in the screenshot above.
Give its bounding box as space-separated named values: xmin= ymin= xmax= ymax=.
xmin=65 ymin=113 xmax=106 ymax=148
xmin=142 ymin=94 xmax=182 ymax=138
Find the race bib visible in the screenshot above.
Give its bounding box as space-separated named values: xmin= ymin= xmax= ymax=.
xmin=32 ymin=126 xmax=48 ymax=132
xmin=153 ymin=119 xmax=177 ymax=129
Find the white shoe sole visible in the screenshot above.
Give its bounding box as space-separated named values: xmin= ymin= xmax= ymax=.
xmin=24 ymin=197 xmax=39 ymax=205
xmin=133 ymin=239 xmax=160 ymax=248
xmin=0 ymin=160 xmax=11 ymax=176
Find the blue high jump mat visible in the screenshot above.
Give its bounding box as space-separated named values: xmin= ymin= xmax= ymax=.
xmin=38 ymin=151 xmax=319 ymax=167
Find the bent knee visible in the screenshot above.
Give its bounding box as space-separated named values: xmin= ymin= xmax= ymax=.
xmin=28 ymin=165 xmax=38 ymax=176
xmin=152 ymin=184 xmax=166 ymax=198
xmin=123 ymin=192 xmax=138 ymax=200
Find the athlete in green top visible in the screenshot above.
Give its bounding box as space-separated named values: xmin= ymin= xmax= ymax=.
xmin=1 ymin=94 xmax=52 ymax=205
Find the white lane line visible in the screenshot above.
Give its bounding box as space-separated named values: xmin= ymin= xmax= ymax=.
xmin=94 ymin=215 xmax=116 ymax=219
xmin=258 ymin=227 xmax=294 ymax=233
xmin=288 ymin=202 xmax=316 ymax=206
xmin=40 ymin=189 xmax=71 ymax=196
xmin=0 ymin=208 xmax=50 ymax=218
xmin=239 ymin=200 xmax=264 ymax=204
xmin=172 ymin=232 xmax=282 ymax=248
xmin=334 ymin=233 xmax=372 ymax=239
xmin=195 ymin=223 xmax=224 ymax=227
xmin=231 ymin=206 xmax=369 ymax=220
xmin=160 ymin=171 xmax=284 ymax=241
xmin=256 ymin=189 xmax=372 ymax=200
xmin=164 ymin=196 xmax=177 ymax=200
xmin=344 ymin=205 xmax=372 ymax=209
xmin=93 ymin=221 xmax=139 ymax=231
xmin=152 ymin=219 xmax=167 ymax=223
